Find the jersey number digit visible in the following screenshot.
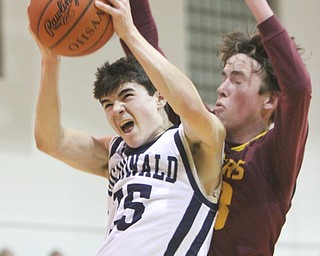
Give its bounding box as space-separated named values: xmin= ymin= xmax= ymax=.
xmin=114 ymin=183 xmax=152 ymax=231
xmin=215 ymin=181 xmax=232 ymax=230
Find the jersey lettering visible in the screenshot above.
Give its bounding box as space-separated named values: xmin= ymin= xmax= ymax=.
xmin=222 ymin=158 xmax=245 ymax=180
xmin=109 ymin=153 xmax=178 ymax=194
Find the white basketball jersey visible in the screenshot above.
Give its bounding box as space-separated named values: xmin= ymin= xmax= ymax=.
xmin=97 ymin=125 xmax=220 ymax=256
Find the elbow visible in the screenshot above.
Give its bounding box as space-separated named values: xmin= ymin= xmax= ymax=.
xmin=211 ymin=112 xmax=226 ymax=139
xmin=34 ymin=130 xmax=45 ymax=152
xmin=34 ymin=137 xmax=53 ymax=155
xmin=35 ymin=138 xmax=49 ymax=154
xmin=34 ymin=130 xmax=60 ymax=157
xmin=220 ymin=123 xmax=227 ymax=140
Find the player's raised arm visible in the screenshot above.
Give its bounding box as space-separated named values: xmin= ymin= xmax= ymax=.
xmin=96 ymin=0 xmax=222 ymax=133
xmin=119 ymin=0 xmax=181 ymax=125
xmin=29 ymin=28 xmax=111 ymax=178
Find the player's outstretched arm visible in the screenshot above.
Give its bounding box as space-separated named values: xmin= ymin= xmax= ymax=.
xmin=29 ymin=28 xmax=110 ymax=178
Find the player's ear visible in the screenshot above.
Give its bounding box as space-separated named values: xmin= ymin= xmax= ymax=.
xmin=155 ymin=91 xmax=167 ymax=108
xmin=263 ymin=91 xmax=279 ymax=111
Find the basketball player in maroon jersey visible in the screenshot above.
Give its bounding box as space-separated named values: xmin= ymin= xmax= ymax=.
xmin=124 ymin=0 xmax=312 ymax=255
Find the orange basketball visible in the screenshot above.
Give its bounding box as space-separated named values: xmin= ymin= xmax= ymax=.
xmin=28 ymin=0 xmax=114 ymax=57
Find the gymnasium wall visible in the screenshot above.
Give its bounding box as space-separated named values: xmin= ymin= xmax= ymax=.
xmin=0 ymin=0 xmax=319 ymax=255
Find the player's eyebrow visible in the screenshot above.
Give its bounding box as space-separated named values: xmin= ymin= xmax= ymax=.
xmin=99 ymin=88 xmax=136 ymax=105
xmin=221 ymin=69 xmax=246 ymax=77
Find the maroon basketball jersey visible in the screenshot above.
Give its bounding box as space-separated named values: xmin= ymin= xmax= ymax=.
xmin=209 ymin=15 xmax=311 ymax=256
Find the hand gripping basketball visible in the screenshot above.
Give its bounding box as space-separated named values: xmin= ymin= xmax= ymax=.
xmin=28 ymin=0 xmax=114 ymax=57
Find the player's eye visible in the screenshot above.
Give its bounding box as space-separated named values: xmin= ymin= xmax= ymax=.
xmin=103 ymin=103 xmax=113 ymax=109
xmin=123 ymin=93 xmax=134 ymax=100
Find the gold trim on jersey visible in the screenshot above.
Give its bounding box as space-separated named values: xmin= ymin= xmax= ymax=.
xmin=231 ymin=131 xmax=268 ymax=152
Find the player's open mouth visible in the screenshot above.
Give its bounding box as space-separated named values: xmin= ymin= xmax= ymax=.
xmin=120 ymin=121 xmax=134 ymax=133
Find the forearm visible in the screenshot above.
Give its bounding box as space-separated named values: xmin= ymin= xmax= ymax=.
xmin=122 ymin=28 xmax=205 ymax=120
xmin=123 ymin=28 xmax=224 ymax=155
xmin=258 ymin=16 xmax=311 ymax=95
xmin=35 ymin=56 xmax=110 ymax=177
xmin=245 ymin=0 xmax=273 ymax=24
xmin=34 ymin=56 xmax=63 ymax=153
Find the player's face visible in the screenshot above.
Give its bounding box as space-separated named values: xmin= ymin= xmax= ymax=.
xmin=213 ymin=53 xmax=269 ymax=141
xmin=100 ymin=82 xmax=166 ymax=148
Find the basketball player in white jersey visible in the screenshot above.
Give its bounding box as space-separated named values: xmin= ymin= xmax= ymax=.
xmin=29 ymin=0 xmax=225 ymax=254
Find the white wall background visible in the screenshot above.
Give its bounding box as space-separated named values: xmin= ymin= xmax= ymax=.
xmin=0 ymin=0 xmax=319 ymax=255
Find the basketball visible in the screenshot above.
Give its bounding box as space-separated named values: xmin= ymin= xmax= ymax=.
xmin=28 ymin=0 xmax=114 ymax=57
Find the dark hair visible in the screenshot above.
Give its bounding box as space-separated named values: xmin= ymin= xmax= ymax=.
xmin=93 ymin=55 xmax=181 ymax=125
xmin=93 ymin=55 xmax=156 ymax=100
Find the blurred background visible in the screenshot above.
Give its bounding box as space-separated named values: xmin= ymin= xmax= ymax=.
xmin=0 ymin=0 xmax=319 ymax=255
